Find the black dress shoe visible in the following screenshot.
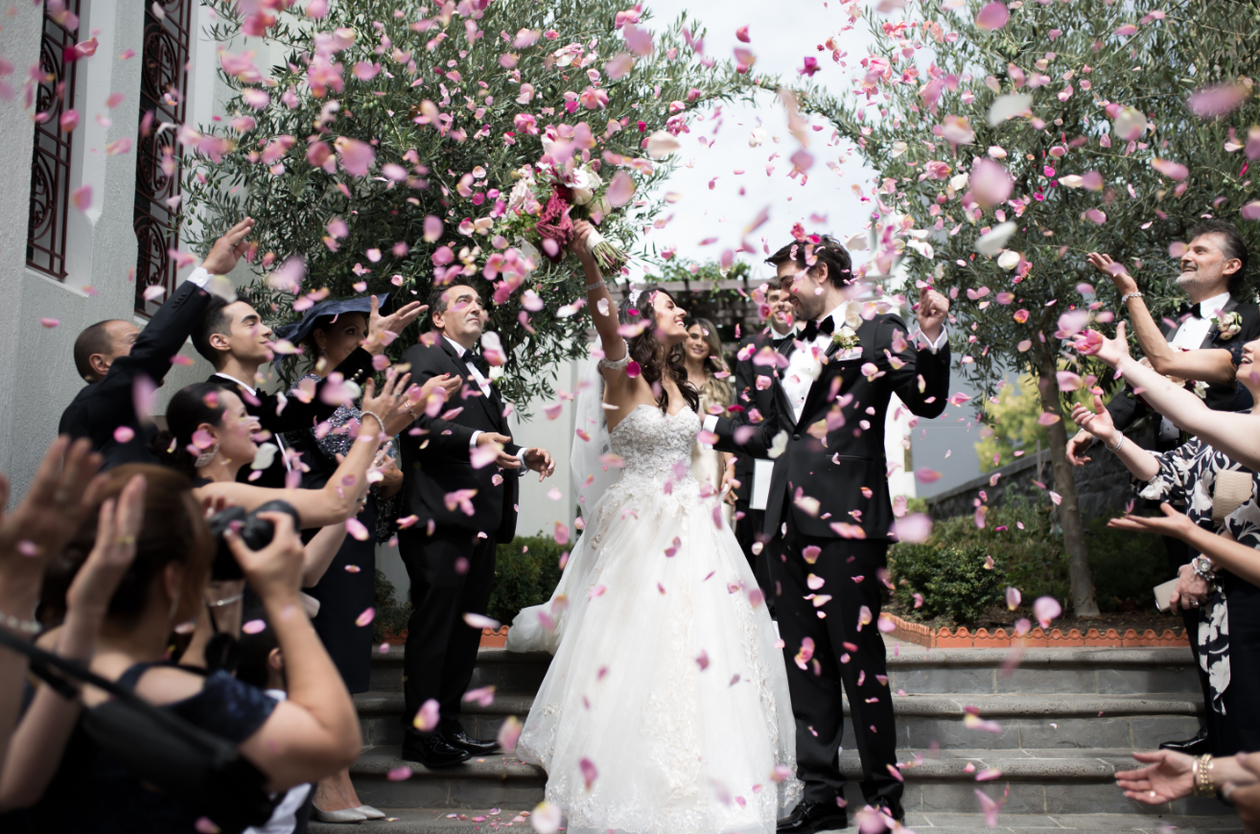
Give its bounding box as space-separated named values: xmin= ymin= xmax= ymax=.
xmin=1159 ymin=725 xmax=1210 ymax=755
xmin=400 ymin=730 xmax=472 ymax=768
xmin=777 ymin=800 xmax=848 ymax=833
xmin=868 ymin=796 xmax=905 ymax=823
xmin=442 ymin=726 xmax=500 ymax=755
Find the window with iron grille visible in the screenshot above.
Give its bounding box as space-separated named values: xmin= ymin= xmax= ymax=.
xmin=133 ymin=0 xmax=192 ymax=317
xmin=26 ymin=0 xmax=82 ymax=281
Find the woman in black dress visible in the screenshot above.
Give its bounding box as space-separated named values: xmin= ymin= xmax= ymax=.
xmin=276 ymin=295 xmax=459 ymax=821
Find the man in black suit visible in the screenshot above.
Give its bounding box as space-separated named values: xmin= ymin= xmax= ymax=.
xmin=59 ymin=219 xmax=255 ymax=469
xmin=396 ymin=282 xmax=553 ymax=768
xmin=731 ymin=283 xmax=797 ymax=609
xmin=1068 ymin=218 xmax=1260 ymax=756
xmin=191 ymin=284 xmax=423 ymax=488
xmin=709 ymin=236 xmax=951 ymax=831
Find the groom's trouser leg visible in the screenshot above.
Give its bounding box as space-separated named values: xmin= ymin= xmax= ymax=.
xmin=400 ymin=526 xmax=498 ymax=729
xmin=775 ymin=528 xmax=901 ymax=806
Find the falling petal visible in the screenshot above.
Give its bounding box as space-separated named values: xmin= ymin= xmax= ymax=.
xmin=413 ymin=699 xmax=440 ymax=732
xmin=974 ymin=1 xmax=1010 ymax=30
xmin=242 ymin=619 xmax=267 ymax=635
xmin=355 ymin=607 xmax=375 ymax=627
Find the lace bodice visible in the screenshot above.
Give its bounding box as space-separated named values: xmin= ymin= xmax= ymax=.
xmin=610 ymin=404 xmax=700 ymax=484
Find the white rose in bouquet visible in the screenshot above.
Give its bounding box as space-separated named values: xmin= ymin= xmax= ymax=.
xmin=507 ymin=178 xmax=534 ymax=214
xmin=568 ymin=165 xmax=603 ymax=206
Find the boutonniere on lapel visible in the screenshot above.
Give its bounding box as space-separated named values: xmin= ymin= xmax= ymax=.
xmin=1214 ymin=311 xmax=1243 ymax=341
xmin=830 ymin=326 xmax=860 ymax=353
xmin=488 ymin=365 xmax=505 ymax=385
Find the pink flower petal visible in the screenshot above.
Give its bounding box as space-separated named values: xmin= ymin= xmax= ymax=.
xmin=355 ymin=607 xmax=375 ymax=627
xmin=606 ymin=171 xmax=636 ymax=207
xmin=242 ymin=619 xmax=266 ymax=634
xmin=413 ymin=699 xmax=440 ymax=731
xmin=1033 ymin=596 xmax=1062 ymax=628
xmin=975 ymin=2 xmax=1010 ymax=30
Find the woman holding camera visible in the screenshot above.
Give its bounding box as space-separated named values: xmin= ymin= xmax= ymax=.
xmin=0 ymin=463 xmax=364 ymax=833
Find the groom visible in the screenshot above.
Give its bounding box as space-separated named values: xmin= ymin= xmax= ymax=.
xmin=709 ymin=236 xmax=950 ymax=830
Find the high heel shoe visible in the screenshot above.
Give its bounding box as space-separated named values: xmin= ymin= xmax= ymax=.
xmin=310 ymin=806 xmax=368 ymax=823
xmin=355 ymin=805 xmax=387 ymax=820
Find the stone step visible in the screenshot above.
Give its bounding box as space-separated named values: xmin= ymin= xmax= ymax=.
xmin=338 ymin=748 xmax=1233 ymax=820
xmin=354 ymin=690 xmax=1203 ymax=751
xmin=314 ymin=809 xmax=1243 ymax=834
xmin=367 ymin=644 xmax=1199 ymax=697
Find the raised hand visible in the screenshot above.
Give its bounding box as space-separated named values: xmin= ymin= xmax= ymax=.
xmin=365 ymin=296 xmax=427 ymax=355
xmin=360 ymin=371 xmax=415 ymax=437
xmin=1115 ymin=750 xmax=1195 ymax=804
xmin=200 ymin=217 xmax=255 ymax=276
xmin=0 ymin=438 xmax=103 ymax=589
xmin=1087 ymin=252 xmax=1138 ymax=296
xmin=1073 ymin=321 xmax=1132 ymax=369
xmin=1069 ymin=394 xmax=1118 ymax=448
xmin=916 ymin=287 xmax=949 ymax=342
xmin=64 ymin=474 xmax=146 ymax=628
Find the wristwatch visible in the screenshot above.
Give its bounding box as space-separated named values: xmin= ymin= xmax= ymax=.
xmin=1191 ymin=555 xmax=1216 ymax=581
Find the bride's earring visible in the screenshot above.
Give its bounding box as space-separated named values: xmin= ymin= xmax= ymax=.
xmin=194 ymin=441 xmax=220 ymax=468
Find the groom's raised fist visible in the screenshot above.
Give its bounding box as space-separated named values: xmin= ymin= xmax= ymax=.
xmin=917 ymin=287 xmax=949 ymax=342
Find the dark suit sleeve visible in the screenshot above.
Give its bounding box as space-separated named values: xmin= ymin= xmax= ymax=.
xmin=733 ymin=338 xmax=758 ymax=408
xmin=398 ymin=344 xmax=478 ymax=456
xmin=1104 ymin=387 xmax=1149 ymax=434
xmin=877 ymin=314 xmax=950 ymax=419
xmin=255 ymin=346 xmax=376 ymax=434
xmin=712 ymin=411 xmax=780 ymax=459
xmin=110 ymin=279 xmax=212 ymax=387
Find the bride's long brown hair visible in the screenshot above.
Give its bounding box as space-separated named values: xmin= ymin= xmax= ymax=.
xmin=617 ymin=286 xmax=699 ymax=415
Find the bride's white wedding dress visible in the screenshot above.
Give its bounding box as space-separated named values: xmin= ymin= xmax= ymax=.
xmin=508 ymin=356 xmax=801 ymax=834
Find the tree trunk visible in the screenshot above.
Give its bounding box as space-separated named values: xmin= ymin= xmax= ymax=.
xmin=1036 ymin=351 xmax=1101 ymax=618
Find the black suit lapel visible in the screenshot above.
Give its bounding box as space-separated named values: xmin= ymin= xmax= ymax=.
xmin=439 ymin=337 xmax=505 ymax=429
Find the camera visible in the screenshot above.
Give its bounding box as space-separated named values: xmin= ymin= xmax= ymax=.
xmin=205 ymin=500 xmax=301 ymax=581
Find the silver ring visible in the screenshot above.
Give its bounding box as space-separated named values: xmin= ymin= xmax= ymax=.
xmin=1223 ymin=783 xmax=1237 ymax=802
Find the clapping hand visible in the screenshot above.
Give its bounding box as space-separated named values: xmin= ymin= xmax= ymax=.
xmin=365 ymin=296 xmax=427 ymax=355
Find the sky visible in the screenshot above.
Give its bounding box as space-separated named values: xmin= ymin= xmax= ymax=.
xmin=636 ymin=0 xmax=987 ymax=498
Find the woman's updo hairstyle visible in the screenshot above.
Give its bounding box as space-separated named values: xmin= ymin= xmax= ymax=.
xmin=616 ymin=285 xmax=698 ymax=415
xmin=151 ymin=382 xmax=230 ymax=477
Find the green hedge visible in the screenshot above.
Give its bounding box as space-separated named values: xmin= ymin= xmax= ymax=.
xmin=372 ymin=534 xmax=567 ymax=642
xmin=889 ymin=496 xmax=1167 ymax=625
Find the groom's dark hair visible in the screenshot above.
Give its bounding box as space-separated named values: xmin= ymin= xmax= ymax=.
xmin=766 ymin=236 xmax=853 ymax=289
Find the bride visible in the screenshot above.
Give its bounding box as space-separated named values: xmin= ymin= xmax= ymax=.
xmin=506 ymin=221 xmax=800 ymax=834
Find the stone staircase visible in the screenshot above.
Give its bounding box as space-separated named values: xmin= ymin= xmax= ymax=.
xmin=312 ymin=639 xmax=1243 ymax=833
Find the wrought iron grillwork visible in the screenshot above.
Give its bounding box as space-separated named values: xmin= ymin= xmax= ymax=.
xmin=134 ymin=0 xmax=192 ymax=316
xmin=26 ymin=0 xmax=82 ymax=280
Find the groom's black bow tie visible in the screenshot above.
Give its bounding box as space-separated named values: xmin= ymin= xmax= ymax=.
xmin=801 ymin=316 xmax=836 ymax=341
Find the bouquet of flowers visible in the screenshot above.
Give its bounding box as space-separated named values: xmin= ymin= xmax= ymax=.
xmin=498 ymin=158 xmax=631 ymax=275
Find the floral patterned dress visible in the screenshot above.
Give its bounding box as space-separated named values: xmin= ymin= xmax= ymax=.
xmin=1138 ymin=438 xmax=1257 ymax=716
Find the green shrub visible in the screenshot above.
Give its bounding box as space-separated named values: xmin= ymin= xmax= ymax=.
xmin=892 ymin=493 xmax=1176 ymax=623
xmin=1084 ymin=515 xmax=1168 ymax=611
xmin=486 ymin=535 xmax=567 ymax=626
xmin=373 ymin=568 xmax=412 ymax=645
xmin=890 ymin=542 xmax=1007 ymax=624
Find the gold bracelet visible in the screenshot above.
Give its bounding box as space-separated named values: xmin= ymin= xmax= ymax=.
xmin=1194 ymin=753 xmax=1216 ymax=797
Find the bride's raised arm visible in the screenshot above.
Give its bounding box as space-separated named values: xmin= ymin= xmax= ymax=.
xmin=571 ymin=220 xmax=625 ymax=366
xmin=1080 ymin=322 xmax=1260 ymax=470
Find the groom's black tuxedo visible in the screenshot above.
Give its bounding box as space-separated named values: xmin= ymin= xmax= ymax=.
xmin=395 ymin=334 xmax=522 ymax=736
xmin=713 ymin=305 xmax=950 ymax=809
xmin=714 ymin=310 xmax=950 ymax=541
